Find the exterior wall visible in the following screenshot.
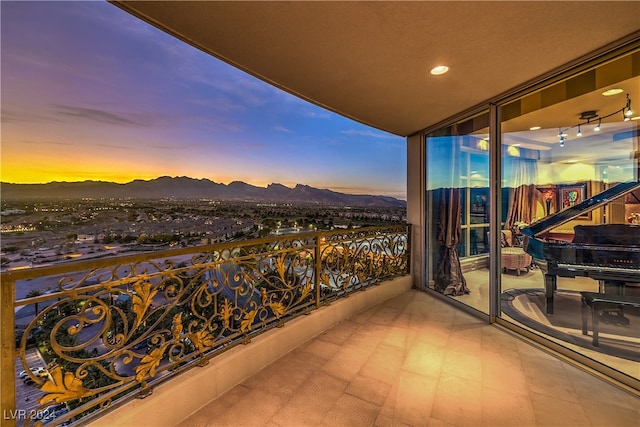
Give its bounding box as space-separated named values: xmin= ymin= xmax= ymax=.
xmin=89 ymin=275 xmax=413 ymax=427
xmin=406 ymin=134 xmax=424 ymax=290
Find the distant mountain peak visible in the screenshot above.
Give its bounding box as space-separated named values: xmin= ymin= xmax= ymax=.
xmin=267 ymin=183 xmax=287 ymax=188
xmin=1 ymin=177 xmax=406 ymax=207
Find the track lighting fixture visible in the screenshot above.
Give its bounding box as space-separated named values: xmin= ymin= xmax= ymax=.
xmin=554 ymin=94 xmax=632 ymax=146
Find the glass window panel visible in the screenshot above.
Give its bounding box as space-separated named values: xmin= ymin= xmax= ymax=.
xmin=499 ymin=50 xmax=640 ymax=383
xmin=426 ymin=111 xmax=490 ymax=314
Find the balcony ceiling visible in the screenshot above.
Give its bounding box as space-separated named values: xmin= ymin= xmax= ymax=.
xmin=112 ymin=1 xmax=640 ymax=137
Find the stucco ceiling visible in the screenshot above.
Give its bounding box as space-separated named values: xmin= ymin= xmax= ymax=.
xmin=112 ymin=1 xmax=640 ymax=137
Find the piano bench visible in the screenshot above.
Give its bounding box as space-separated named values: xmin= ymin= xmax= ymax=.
xmin=580 ymin=292 xmax=640 ymax=346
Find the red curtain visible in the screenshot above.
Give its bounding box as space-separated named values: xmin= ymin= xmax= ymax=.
xmin=505 ymin=184 xmax=538 ymax=231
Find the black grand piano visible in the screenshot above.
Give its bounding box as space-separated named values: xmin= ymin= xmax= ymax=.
xmin=521 ymin=181 xmax=640 ymax=314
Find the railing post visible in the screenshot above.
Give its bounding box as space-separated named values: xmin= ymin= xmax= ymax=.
xmin=406 ymin=224 xmax=412 ymax=275
xmin=314 ymin=234 xmax=321 ymax=309
xmin=1 ymin=278 xmax=17 ymax=427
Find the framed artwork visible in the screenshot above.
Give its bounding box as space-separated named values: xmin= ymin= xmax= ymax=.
xmin=558 ymin=182 xmax=590 ymax=219
xmin=536 ymin=186 xmax=557 ymax=216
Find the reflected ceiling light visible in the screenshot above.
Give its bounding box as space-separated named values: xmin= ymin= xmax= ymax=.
xmin=602 ymin=88 xmax=623 ymax=96
xmin=529 ymin=126 xmax=541 ymax=131
xmin=576 ymin=124 xmax=582 ymax=137
xmin=625 ymin=93 xmax=633 ymax=117
xmin=594 ymin=118 xmax=601 ymax=131
xmin=430 ymin=65 xmax=449 ymax=75
xmin=477 ymin=139 xmax=488 ymax=151
xmin=507 ymin=145 xmax=520 ymax=156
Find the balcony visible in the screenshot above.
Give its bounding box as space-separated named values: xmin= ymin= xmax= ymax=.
xmin=2 ymin=225 xmax=410 ymax=426
xmin=3 ymin=224 xmax=639 ymax=426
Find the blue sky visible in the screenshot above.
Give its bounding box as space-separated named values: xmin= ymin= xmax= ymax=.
xmin=1 ymin=1 xmax=406 ymax=199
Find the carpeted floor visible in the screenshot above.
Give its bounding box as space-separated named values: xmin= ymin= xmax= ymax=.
xmin=501 ymin=288 xmax=640 ymax=362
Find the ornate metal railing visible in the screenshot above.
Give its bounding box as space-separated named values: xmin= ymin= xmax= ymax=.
xmin=1 ymin=225 xmax=409 ymax=426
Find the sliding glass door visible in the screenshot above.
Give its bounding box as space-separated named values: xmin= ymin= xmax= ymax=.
xmin=499 ymin=50 xmax=640 ymax=382
xmin=426 ymin=111 xmax=490 ymax=314
xmin=424 ymin=47 xmax=639 ymax=387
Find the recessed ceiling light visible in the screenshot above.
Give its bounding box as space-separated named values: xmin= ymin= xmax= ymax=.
xmin=631 ymin=116 xmax=640 ymax=121
xmin=529 ymin=126 xmax=541 ymax=131
xmin=512 ymin=144 xmax=521 ymax=147
xmin=430 ymin=65 xmax=449 ymax=75
xmin=602 ymin=88 xmax=623 ymax=96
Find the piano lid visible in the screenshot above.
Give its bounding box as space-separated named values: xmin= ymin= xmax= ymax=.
xmin=521 ymin=180 xmax=640 ymax=238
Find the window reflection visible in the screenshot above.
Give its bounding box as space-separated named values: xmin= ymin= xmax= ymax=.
xmin=499 ymin=55 xmax=640 ymax=382
xmin=426 ymin=112 xmax=490 ymax=313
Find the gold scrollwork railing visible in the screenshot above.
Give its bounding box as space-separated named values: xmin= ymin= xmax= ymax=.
xmin=1 ymin=225 xmax=409 ymax=426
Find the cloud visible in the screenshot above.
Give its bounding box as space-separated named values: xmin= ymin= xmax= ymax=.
xmin=340 ymin=129 xmax=400 ymax=140
xmin=51 ymin=104 xmax=145 ymax=127
xmin=187 ymin=95 xmax=246 ymax=113
xmin=150 ymin=144 xmax=192 ymax=151
xmin=20 ymin=139 xmax=73 ymax=146
xmin=1 ymin=110 xmax=28 ymax=124
xmin=95 ymin=143 xmax=131 ymax=150
xmin=297 ymin=107 xmax=333 ymax=120
xmin=273 ymin=125 xmax=294 ymax=133
xmin=240 ymin=141 xmax=268 ymax=149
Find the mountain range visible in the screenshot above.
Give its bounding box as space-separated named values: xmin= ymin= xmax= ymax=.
xmin=0 ymin=177 xmax=406 ymax=207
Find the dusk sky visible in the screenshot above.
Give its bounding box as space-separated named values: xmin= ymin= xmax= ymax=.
xmin=1 ymin=1 xmax=406 ymax=199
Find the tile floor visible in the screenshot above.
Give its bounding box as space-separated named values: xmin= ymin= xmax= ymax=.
xmin=177 ymin=290 xmax=639 ymax=427
xmin=455 ymin=268 xmax=639 ymax=379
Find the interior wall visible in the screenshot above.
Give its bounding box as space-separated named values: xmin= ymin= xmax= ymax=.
xmin=535 ymin=162 xmax=600 ymax=231
xmin=537 ymin=162 xmax=597 ymax=186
